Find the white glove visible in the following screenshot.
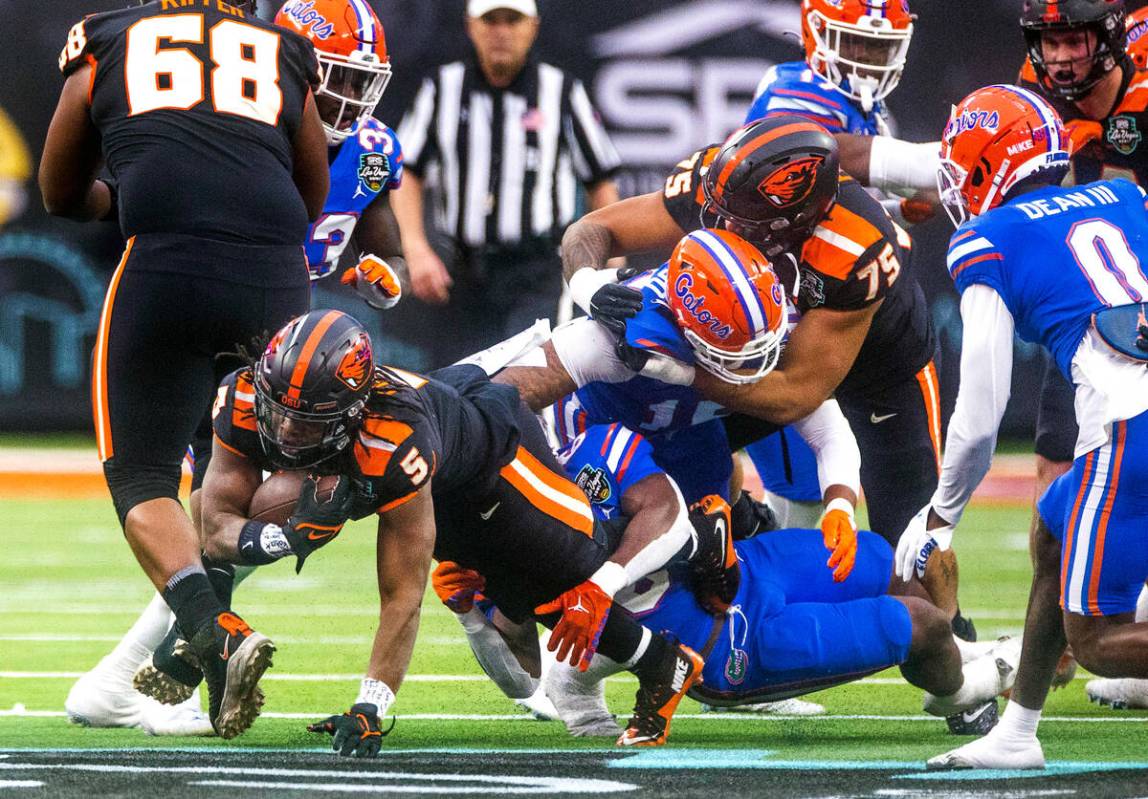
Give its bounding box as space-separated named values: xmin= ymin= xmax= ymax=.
xmin=895 ymin=505 xmax=954 ymax=582
xmin=341 ymin=254 xmax=402 ymax=310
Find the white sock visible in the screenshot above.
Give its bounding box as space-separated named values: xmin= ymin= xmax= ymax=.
xmin=1135 ymin=584 xmax=1148 ymax=623
xmin=995 ymin=700 xmax=1042 ymax=741
xmin=97 ymin=593 xmax=174 ymax=682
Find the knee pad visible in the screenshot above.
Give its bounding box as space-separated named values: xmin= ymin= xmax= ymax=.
xmin=103 ymin=460 xmax=183 ymax=526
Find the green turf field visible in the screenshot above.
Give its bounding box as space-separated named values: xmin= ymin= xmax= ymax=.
xmin=2 ymin=496 xmax=1147 ymax=797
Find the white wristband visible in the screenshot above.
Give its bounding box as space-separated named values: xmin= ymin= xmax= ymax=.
xmin=589 ymin=561 xmax=628 ymax=598
xmin=568 ymin=267 xmax=620 ymax=315
xmin=821 ymin=497 xmax=855 ymax=518
xmin=356 ymin=677 xmax=395 ymax=718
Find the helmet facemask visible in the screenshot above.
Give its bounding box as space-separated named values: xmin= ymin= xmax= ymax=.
xmin=315 ymin=50 xmax=392 ymax=144
xmin=936 ymin=157 xmax=971 ymax=227
xmin=806 ymin=10 xmax=913 ymax=111
xmin=1024 ymin=16 xmax=1125 ymax=102
xmin=254 ymin=387 xmax=366 ymax=470
xmin=682 ymin=293 xmax=788 ymax=385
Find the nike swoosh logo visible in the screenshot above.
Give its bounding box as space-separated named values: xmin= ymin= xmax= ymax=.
xmin=307 ymin=530 xmax=338 ymax=542
xmin=479 ymin=502 xmax=500 ymax=521
xmin=870 ymin=412 xmax=898 ymax=424
xmin=220 ymin=635 xmax=231 ymax=662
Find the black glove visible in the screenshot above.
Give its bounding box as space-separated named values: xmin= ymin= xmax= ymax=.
xmin=1138 ymin=320 xmax=1148 ymax=352
xmin=588 ymin=270 xmax=643 ymax=335
xmin=284 ymin=475 xmax=354 ymax=573
xmin=307 ymin=702 xmax=393 ymax=758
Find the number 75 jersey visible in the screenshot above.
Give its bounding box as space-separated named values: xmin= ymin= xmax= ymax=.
xmin=58 ymin=1 xmax=320 ymax=245
xmin=947 ymin=178 xmax=1148 ymax=382
xmin=306 ymin=118 xmax=403 ymax=279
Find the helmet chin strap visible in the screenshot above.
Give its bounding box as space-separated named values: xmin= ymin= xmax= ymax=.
xmin=856 ymin=79 xmax=876 ymax=114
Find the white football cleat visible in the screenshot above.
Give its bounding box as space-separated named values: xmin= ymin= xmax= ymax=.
xmin=926 ymin=729 xmax=1045 ymax=770
xmin=700 ymin=697 xmax=825 ymax=716
xmin=1086 ymin=677 xmax=1148 ymax=710
xmin=65 ymin=667 xmax=144 ymax=728
xmin=515 ymin=686 xmax=560 ymax=721
xmin=923 ymin=637 xmax=1021 ymax=717
xmin=545 ymin=659 xmax=622 ymax=738
xmin=139 ymin=689 xmax=214 ymax=736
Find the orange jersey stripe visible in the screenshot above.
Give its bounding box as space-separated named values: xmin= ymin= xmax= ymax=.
xmin=92 ymin=237 xmax=135 ymax=462
xmin=916 ymin=361 xmax=942 ymax=474
xmin=802 ymin=205 xmax=885 ymax=280
xmin=1088 ymin=422 xmax=1126 ymax=614
xmin=286 ymin=309 xmax=342 ymax=401
xmin=378 ymin=490 xmax=419 ymax=514
xmin=213 ymin=433 xmax=247 ymax=459
xmin=500 ymin=446 xmax=594 ymax=537
xmin=1061 ymin=451 xmax=1095 ymax=605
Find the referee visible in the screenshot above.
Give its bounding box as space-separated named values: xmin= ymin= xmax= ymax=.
xmin=393 ymin=0 xmax=621 ymax=362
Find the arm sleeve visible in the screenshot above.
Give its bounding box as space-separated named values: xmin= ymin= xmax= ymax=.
xmin=455 ymin=608 xmax=538 ymax=699
xmin=550 ymin=318 xmax=637 ymax=386
xmin=396 ymin=76 xmax=438 ymax=177
xmin=930 ymin=284 xmax=1015 ymax=526
xmin=565 ymin=78 xmax=621 ymax=183
xmin=791 ymin=399 xmax=862 ymax=498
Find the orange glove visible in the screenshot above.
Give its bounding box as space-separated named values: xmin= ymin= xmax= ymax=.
xmin=341 ymin=254 xmax=402 ymax=310
xmin=1064 ymin=119 xmax=1103 ymax=156
xmin=431 ymin=561 xmax=485 ymax=613
xmin=536 ymin=578 xmax=613 ymax=672
xmin=900 ymin=196 xmax=937 ymax=225
xmin=819 ymin=498 xmax=858 ymax=582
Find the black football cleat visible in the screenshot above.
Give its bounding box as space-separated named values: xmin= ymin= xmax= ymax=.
xmin=617 ymin=641 xmax=704 ymax=747
xmin=729 ymin=491 xmax=780 ymax=540
xmin=186 ymin=611 xmax=275 ymax=739
xmin=133 ymin=623 xmax=203 ymax=705
xmin=951 ymin=612 xmax=978 ymax=643
xmin=946 ymin=698 xmax=999 ymax=736
xmin=688 ymin=495 xmax=741 ymax=615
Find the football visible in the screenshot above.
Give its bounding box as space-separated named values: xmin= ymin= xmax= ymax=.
xmin=247 ymin=472 xmax=340 ymax=526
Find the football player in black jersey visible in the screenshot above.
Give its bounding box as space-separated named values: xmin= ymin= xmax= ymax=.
xmin=185 ymin=310 xmax=707 ymax=753
xmin=38 ymin=0 xmax=329 ymax=739
xmin=560 ymin=117 xmax=976 ymax=650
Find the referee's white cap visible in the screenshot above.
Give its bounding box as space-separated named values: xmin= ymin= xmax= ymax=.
xmin=468 ymin=0 xmax=538 ymax=17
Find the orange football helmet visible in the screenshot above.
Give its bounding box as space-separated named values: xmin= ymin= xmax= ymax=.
xmin=801 ymin=0 xmax=915 ymax=111
xmin=276 ymin=0 xmax=392 ymax=143
xmin=937 ymin=85 xmax=1070 ymax=227
xmin=1128 ymin=6 xmax=1148 ymax=68
xmin=667 ymin=230 xmax=788 ymax=385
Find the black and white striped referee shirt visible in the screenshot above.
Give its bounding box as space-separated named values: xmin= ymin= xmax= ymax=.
xmin=397 ymin=56 xmax=620 ymax=249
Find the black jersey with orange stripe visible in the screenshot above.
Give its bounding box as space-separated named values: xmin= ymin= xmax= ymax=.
xmin=57 ymin=1 xmax=318 ymax=248
xmin=212 ymin=363 xmax=523 ymax=518
xmin=1020 ymin=59 xmax=1148 ymax=187
xmin=662 ymin=146 xmax=935 ymax=397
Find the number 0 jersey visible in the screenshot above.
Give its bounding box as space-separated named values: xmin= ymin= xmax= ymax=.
xmin=212 ymin=363 xmax=523 ymax=517
xmin=307 ymin=118 xmax=404 ymax=279
xmin=947 ymin=178 xmax=1148 ymax=454
xmin=59 ymin=1 xmax=319 ymax=247
xmin=662 ymin=152 xmax=935 ymax=397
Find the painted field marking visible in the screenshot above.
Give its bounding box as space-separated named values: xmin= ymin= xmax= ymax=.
xmin=0 ymin=762 xmax=636 ymax=794
xmin=0 ymin=780 xmax=43 ymax=788
xmin=0 ymin=634 xmax=466 ymax=646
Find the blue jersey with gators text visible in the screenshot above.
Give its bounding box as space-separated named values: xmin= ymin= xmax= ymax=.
xmin=946 ymin=179 xmax=1148 ymax=381
xmin=745 ymin=62 xmax=886 ymax=135
xmin=305 ymin=117 xmax=403 ymax=279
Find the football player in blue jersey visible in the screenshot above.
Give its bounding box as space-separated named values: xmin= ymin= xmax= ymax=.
xmin=904 ymin=85 xmax=1148 ymax=769
xmin=63 ymin=0 xmax=408 ymax=735
xmin=432 ymin=421 xmax=1020 ymax=737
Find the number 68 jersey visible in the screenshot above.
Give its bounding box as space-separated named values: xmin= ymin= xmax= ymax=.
xmin=58 ymin=1 xmax=320 ymax=246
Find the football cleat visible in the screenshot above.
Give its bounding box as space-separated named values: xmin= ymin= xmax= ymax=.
xmin=729 ymin=491 xmax=780 ymax=540
xmin=1086 ymin=677 xmax=1148 ymax=710
xmin=545 ymin=660 xmax=622 ymax=738
xmin=700 ymin=697 xmax=825 ymax=716
xmin=945 ymin=700 xmax=999 ymax=736
xmin=927 ymin=728 xmax=1045 ymax=771
xmin=617 ymin=642 xmax=704 ymax=747
xmin=185 ymin=611 xmax=275 ymax=739
xmin=65 ymin=665 xmax=147 ymax=728
xmin=133 ymin=624 xmax=202 ymax=705
xmin=687 ymin=495 xmax=741 ymax=615
xmin=514 ymin=686 xmax=560 ymax=721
